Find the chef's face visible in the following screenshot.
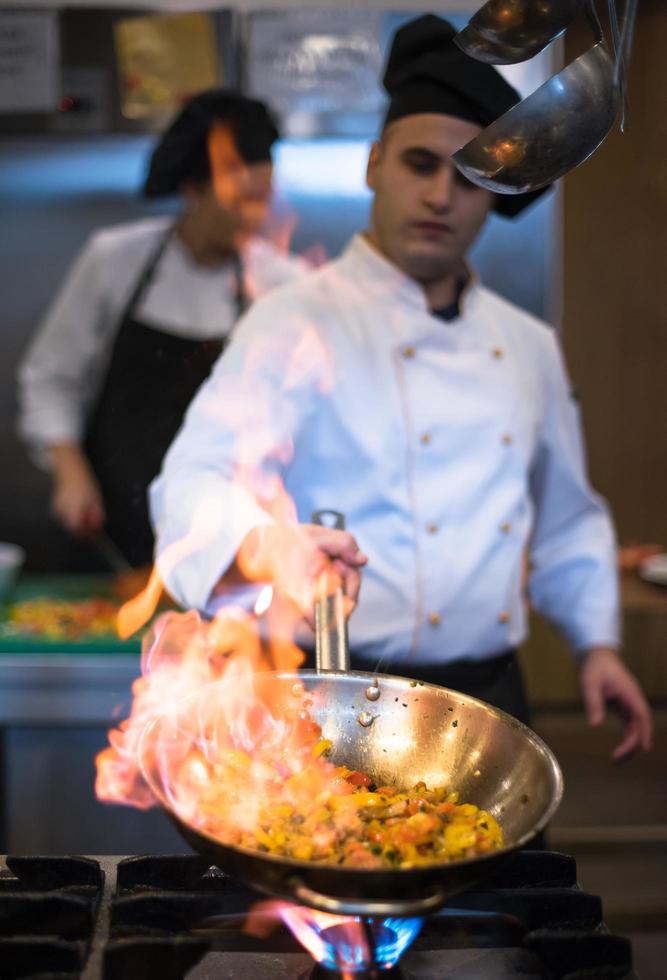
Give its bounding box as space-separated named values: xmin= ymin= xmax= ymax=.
xmin=184 ymin=161 xmax=274 ymax=249
xmin=366 ymin=114 xmax=494 ymax=283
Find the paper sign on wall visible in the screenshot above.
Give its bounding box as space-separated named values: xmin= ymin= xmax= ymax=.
xmin=246 ymin=10 xmax=385 ymax=116
xmin=0 ymin=11 xmax=59 ymax=113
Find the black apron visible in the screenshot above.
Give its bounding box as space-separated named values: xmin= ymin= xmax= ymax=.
xmin=84 ymin=227 xmax=247 ymax=568
xmin=367 ymin=650 xmax=531 ymax=725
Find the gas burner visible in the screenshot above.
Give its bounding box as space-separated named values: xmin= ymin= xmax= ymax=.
xmin=307 ymin=965 xmax=406 ymax=980
xmin=0 ymin=851 xmax=636 ymax=980
xmin=278 ymin=907 xmax=423 ymax=973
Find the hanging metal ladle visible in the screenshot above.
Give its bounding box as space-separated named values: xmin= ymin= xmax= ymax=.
xmin=454 ymin=0 xmax=585 ymax=65
xmin=452 ymin=0 xmax=637 ymax=194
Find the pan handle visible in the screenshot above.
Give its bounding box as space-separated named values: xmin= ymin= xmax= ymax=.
xmin=292 ymin=880 xmax=446 ymax=917
xmin=311 ymin=510 xmax=350 ymax=673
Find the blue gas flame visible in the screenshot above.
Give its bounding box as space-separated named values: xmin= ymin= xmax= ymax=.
xmin=317 ymin=916 xmax=423 ymax=972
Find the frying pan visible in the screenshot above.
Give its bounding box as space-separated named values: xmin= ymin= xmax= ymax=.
xmin=139 ymin=513 xmax=562 ymax=916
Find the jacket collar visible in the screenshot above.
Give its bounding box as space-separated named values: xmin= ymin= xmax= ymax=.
xmin=341 ymin=234 xmax=479 ymax=320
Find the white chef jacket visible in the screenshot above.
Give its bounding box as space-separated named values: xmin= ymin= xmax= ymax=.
xmin=150 ymin=234 xmax=620 ymax=666
xmin=17 ymin=216 xmax=308 ymax=462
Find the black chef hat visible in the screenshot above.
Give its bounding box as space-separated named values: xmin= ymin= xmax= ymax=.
xmin=144 ymin=88 xmax=279 ymax=197
xmin=382 ymin=15 xmax=550 ymax=218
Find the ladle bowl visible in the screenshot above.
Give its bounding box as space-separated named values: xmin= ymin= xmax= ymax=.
xmin=453 ymin=39 xmax=619 ymax=194
xmin=454 ymin=0 xmax=584 ymax=64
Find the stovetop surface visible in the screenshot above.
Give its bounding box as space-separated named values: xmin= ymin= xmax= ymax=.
xmin=0 ymin=851 xmax=636 ymax=980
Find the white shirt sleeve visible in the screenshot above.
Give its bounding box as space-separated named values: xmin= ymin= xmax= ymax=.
xmin=528 ymin=330 xmax=620 ymax=654
xmin=149 ymin=291 xmax=327 ymax=612
xmin=16 ymin=233 xmax=124 ymax=465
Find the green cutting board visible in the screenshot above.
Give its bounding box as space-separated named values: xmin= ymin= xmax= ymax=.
xmin=0 ymin=575 xmax=143 ymax=654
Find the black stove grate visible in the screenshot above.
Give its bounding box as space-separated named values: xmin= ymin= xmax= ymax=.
xmin=0 ymin=852 xmax=634 ymax=980
xmin=116 ymin=855 xmax=244 ymax=895
xmin=0 ymin=856 xmax=105 ymax=980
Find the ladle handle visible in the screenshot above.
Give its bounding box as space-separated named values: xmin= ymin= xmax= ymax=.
xmin=609 ymin=0 xmax=638 ymax=130
xmin=584 ymin=0 xmax=605 ymax=44
xmin=293 ymin=880 xmax=446 ymax=917
xmin=584 ymin=0 xmax=624 ymax=127
xmin=311 ymin=509 xmax=350 ymax=673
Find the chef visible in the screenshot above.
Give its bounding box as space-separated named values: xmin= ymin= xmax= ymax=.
xmin=17 ymin=88 xmax=307 ymax=568
xmin=150 ymin=17 xmax=652 ymax=759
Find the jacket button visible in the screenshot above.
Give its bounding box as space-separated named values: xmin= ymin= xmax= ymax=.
xmin=492 ymin=347 xmax=504 ymax=359
xmin=402 ymin=346 xmax=416 ymax=359
xmin=498 ymin=611 xmax=510 ymax=624
xmin=420 ymin=432 xmax=432 ymax=446
xmin=426 ymin=523 xmax=439 ymax=535
xmin=427 ymin=612 xmax=442 ymax=627
xmin=501 ymin=433 xmax=513 ymax=446
xmin=500 ymin=521 xmax=511 ymax=534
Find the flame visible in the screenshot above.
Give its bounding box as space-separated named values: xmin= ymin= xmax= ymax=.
xmin=207 ymin=121 xmax=248 ymax=210
xmin=97 ymin=580 xmax=354 ymax=854
xmin=254 ymin=584 xmax=274 ymax=616
xmin=261 ymin=194 xmax=329 ymax=281
xmin=116 ymin=565 xmax=164 ymax=639
xmin=115 ymin=490 xmax=240 ymax=639
xmin=97 ymin=603 xmax=306 ymax=811
xmin=98 ymin=209 xmax=350 ymax=878
xmin=116 ymin=319 xmax=338 ymax=638
xmin=264 ymin=207 xmax=299 ymax=256
xmin=247 ymin=901 xmax=372 ymax=968
xmin=245 ymin=899 xmax=423 ymax=973
xmin=260 ymin=207 xmax=328 ymax=268
xmin=207 ymin=126 xmax=328 ymax=302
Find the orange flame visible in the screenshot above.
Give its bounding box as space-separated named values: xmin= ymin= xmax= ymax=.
xmin=207 ymin=121 xmax=248 ymax=210
xmin=246 ymin=899 xmax=372 ymax=973
xmin=99 ymin=221 xmax=347 ymax=864
xmin=116 ymin=565 xmax=164 ymax=640
xmin=264 ymin=207 xmax=299 ymax=256
xmin=264 ymin=203 xmax=329 ymax=265
xmin=114 ymin=298 xmax=337 ymax=643
xmin=97 ymin=602 xmax=305 ymax=812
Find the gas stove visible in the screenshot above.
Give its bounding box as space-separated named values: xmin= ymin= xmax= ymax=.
xmin=0 ymin=851 xmax=635 ymax=980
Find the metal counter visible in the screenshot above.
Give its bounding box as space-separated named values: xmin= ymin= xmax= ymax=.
xmin=0 ymin=653 xmax=140 ymax=725
xmin=0 ymin=649 xmax=183 ymax=855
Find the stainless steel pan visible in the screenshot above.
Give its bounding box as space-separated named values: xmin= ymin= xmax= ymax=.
xmin=140 ymin=670 xmax=562 ymax=916
xmin=139 ymin=512 xmax=562 ymax=916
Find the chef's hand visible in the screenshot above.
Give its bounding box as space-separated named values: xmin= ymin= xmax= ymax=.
xmin=232 ymin=523 xmax=368 ymax=625
xmin=579 ymin=647 xmax=653 ymax=761
xmin=50 ymin=443 xmax=105 ymax=536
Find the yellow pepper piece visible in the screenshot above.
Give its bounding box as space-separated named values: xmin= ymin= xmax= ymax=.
xmin=254 ymin=828 xmax=275 ymax=850
xmin=291 ymin=840 xmax=315 ymax=860
xmin=312 ymin=738 xmax=333 ymax=758
xmin=329 ymin=792 xmax=385 ymax=810
xmin=456 ymin=804 xmax=479 ymax=817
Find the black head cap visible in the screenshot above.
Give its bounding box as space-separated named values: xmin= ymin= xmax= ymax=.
xmin=144 ymin=88 xmax=279 ymax=198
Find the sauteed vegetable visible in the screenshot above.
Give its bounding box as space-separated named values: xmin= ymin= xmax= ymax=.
xmin=244 ymin=769 xmax=501 ymax=868
xmin=4 ymin=598 xmax=119 ymax=640
xmin=188 ymin=716 xmax=503 ymax=868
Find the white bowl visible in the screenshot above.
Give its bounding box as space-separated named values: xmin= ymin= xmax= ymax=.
xmin=0 ymin=543 xmax=25 ymax=601
xmin=638 ymin=553 xmax=667 ymax=588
